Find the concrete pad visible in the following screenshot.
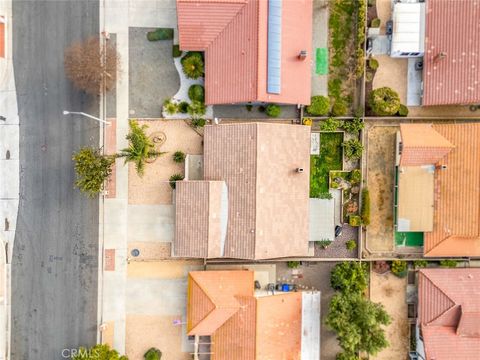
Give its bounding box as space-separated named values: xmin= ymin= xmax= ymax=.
xmin=407 ymin=58 xmax=422 ymax=106
xmin=0 ymin=125 xmax=19 ymax=160
xmin=127 ymin=242 xmax=171 ymax=261
xmin=127 ymin=204 xmax=174 ymax=243
xmin=0 ymin=160 xmax=18 ymax=198
xmin=0 ymin=199 xmax=18 ymax=231
xmin=127 ymin=260 xmax=203 ymax=279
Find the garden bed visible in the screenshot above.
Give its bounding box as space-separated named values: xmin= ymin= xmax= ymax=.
xmin=330 ymin=169 xmax=362 ymax=224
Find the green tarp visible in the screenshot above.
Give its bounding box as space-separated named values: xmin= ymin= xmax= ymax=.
xmin=315 ymin=47 xmax=328 ymax=75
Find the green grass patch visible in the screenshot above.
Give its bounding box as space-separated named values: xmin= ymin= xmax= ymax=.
xmin=310 ymin=132 xmax=344 ymax=197
xmin=147 ymin=28 xmax=174 ymax=41
xmin=316 ymin=48 xmax=328 ymax=75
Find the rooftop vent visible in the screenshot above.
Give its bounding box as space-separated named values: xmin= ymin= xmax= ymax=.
xmin=298 ymin=50 xmax=308 ymax=60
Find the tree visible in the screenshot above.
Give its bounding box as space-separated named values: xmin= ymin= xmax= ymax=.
xmin=73 ymin=344 xmax=128 ymax=360
xmin=117 ymin=120 xmax=165 ymax=177
xmin=64 ymin=36 xmax=119 ymax=95
xmin=73 ymin=147 xmax=115 ymax=198
xmin=326 ymin=293 xmax=390 ymax=357
xmin=144 ymin=347 xmax=162 ymax=360
xmin=368 ymin=87 xmax=400 ymax=116
xmin=187 ymin=100 xmax=206 ymax=117
xmin=330 ymin=261 xmax=368 ymax=294
xmin=188 ymin=84 xmax=205 ymax=102
xmin=181 ymin=52 xmax=204 ymax=79
xmin=343 ymin=139 xmax=364 ymax=160
xmin=307 ymin=95 xmax=331 ymax=116
xmin=265 ymin=104 xmax=281 ymax=118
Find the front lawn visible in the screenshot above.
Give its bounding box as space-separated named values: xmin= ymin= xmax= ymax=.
xmin=310 ymin=132 xmax=344 ymax=197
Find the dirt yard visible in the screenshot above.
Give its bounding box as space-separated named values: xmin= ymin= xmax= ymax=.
xmin=128 ymin=119 xmax=203 ymax=205
xmin=370 ymin=271 xmax=409 ymax=360
xmin=366 ymin=125 xmax=397 ymax=253
xmin=372 ymin=56 xmax=408 ymax=105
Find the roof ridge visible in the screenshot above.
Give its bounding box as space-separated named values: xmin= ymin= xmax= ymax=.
xmin=424 ymin=234 xmax=454 ymax=256
xmin=188 ymin=277 xmax=217 ymax=333
xmin=421 ymin=271 xmax=457 ymax=325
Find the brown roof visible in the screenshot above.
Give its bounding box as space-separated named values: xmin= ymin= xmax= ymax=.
xmin=423 ymin=0 xmax=480 ymax=106
xmin=418 ymin=269 xmax=480 ymax=360
xmin=424 ymin=123 xmax=480 ymax=257
xmin=399 ymin=124 xmax=454 ymax=166
xmin=176 ymin=0 xmax=312 ymax=105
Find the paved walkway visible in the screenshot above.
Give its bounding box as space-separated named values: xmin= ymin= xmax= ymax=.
xmin=311 ymin=0 xmax=329 ymax=97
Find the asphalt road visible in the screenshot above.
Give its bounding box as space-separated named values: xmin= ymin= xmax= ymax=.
xmin=11 ymin=1 xmax=100 ymax=359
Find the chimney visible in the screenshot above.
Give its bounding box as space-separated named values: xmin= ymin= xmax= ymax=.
xmin=298 ymin=50 xmax=307 ymax=60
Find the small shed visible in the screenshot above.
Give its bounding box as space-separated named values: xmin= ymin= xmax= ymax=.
xmin=309 ymin=198 xmax=335 ymax=242
xmin=390 ymin=2 xmax=425 ymax=58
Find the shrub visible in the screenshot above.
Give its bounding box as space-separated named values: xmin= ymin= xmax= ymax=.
xmin=258 ymin=105 xmax=266 ymax=113
xmin=355 ymin=48 xmax=365 ymax=77
xmin=350 ymin=169 xmax=362 ymax=184
xmin=349 ymin=215 xmax=362 ymax=227
xmin=343 ymin=139 xmax=364 ymax=160
xmin=178 ymin=101 xmax=189 ymax=113
xmin=439 ymin=259 xmax=458 ymax=268
xmin=361 ymin=188 xmax=370 ymax=225
xmin=391 ymin=260 xmax=408 ymax=277
xmin=369 ymin=87 xmax=401 ymax=116
xmin=188 ymin=84 xmax=205 ymax=103
xmin=181 ymin=52 xmax=204 ymax=79
xmin=307 ymin=96 xmax=331 ymax=116
xmin=303 ymin=117 xmax=313 ymax=126
xmin=354 ymin=106 xmax=364 ymax=118
xmin=332 ymin=100 xmax=348 ymax=116
xmin=330 ymin=262 xmax=368 ymax=294
xmin=172 ymin=44 xmax=182 ymax=58
xmin=72 ymin=147 xmax=115 ymax=198
xmin=163 ymin=99 xmax=178 ymax=115
xmin=397 ymin=104 xmax=409 ymax=117
xmin=346 ymin=240 xmax=357 ymax=251
xmin=316 ymin=240 xmax=332 ymax=249
xmin=144 ymin=347 xmax=162 ymax=360
xmin=172 ymin=151 xmax=186 ymax=163
xmin=73 ymin=344 xmax=128 ymax=360
xmin=147 ymin=28 xmax=174 ymax=41
xmin=246 ymin=104 xmax=253 ymax=111
xmin=319 ymin=192 xmax=333 ymax=200
xmin=187 ymin=100 xmax=206 ymax=116
xmin=370 ymin=18 xmax=381 ymax=28
xmin=265 ymin=104 xmax=281 ymax=118
xmin=368 ymin=58 xmax=379 ymax=70
xmin=365 ymin=72 xmax=374 ymax=83
xmin=287 ymin=261 xmax=300 ymax=269
xmin=169 ymin=173 xmax=184 ymax=189
xmin=191 ymin=118 xmax=206 ymax=128
xmin=321 ymin=117 xmax=343 ymax=132
xmin=414 ymin=260 xmax=428 ymax=268
xmin=342 ymin=117 xmax=364 ymax=134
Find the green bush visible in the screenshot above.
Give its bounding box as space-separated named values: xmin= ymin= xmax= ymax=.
xmin=368 ymin=58 xmax=379 ymax=70
xmin=169 ymin=173 xmax=184 ymax=189
xmin=307 ymin=96 xmax=331 ymax=116
xmin=397 ymin=104 xmax=409 ymax=117
xmin=346 ymin=240 xmax=357 ymax=251
xmin=414 ymin=260 xmax=428 ymax=268
xmin=265 ymin=104 xmax=281 ymax=118
xmin=72 ymin=147 xmax=115 ymax=198
xmin=439 ymin=259 xmax=458 ymax=268
xmin=172 ymin=151 xmax=186 ymax=163
xmin=355 ymin=48 xmax=365 ymax=77
xmin=370 ymin=18 xmax=381 ymax=28
xmin=188 ymin=84 xmax=205 ymax=103
xmin=354 ymin=107 xmax=364 ymax=118
xmin=246 ymin=104 xmax=253 ymax=112
xmin=147 ymin=28 xmax=174 ymax=41
xmin=350 ymin=169 xmax=362 ymax=184
xmin=144 ymin=347 xmax=162 ymax=360
xmin=73 ymin=344 xmax=128 ymax=360
xmin=178 ymin=101 xmax=189 ymax=113
xmin=287 ymin=261 xmax=300 ymax=269
xmin=258 ymin=105 xmax=266 ymax=113
xmin=172 ymin=44 xmax=182 ymax=58
xmin=319 ymin=192 xmax=333 ymax=200
xmin=349 ymin=215 xmax=362 ymax=227
xmin=316 ymin=240 xmax=332 ymax=249
xmin=361 ymin=188 xmax=370 ymax=225
xmin=391 ymin=260 xmax=408 ymax=277
xmin=330 ymin=262 xmax=368 ymax=294
xmin=181 ymin=52 xmax=204 ymax=79
xmin=321 ymin=117 xmax=343 ymax=131
xmin=191 ymin=118 xmax=206 ymax=128
xmin=365 ymin=72 xmax=374 ymax=83
xmin=163 ymin=99 xmax=178 ymax=115
xmin=343 ymin=139 xmax=364 ymax=160
xmin=187 ymin=100 xmax=206 ymax=116
xmin=342 ymin=117 xmax=364 ymax=134
xmin=332 ymin=100 xmax=348 ymax=116
xmin=369 ymin=87 xmax=401 ymax=116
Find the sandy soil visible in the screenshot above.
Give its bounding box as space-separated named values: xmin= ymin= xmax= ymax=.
xmin=370 ymin=272 xmax=409 ymax=360
xmin=372 ymin=55 xmax=408 ymax=105
xmin=376 ymin=0 xmax=392 ymax=35
xmin=128 ymin=120 xmax=203 ymax=205
xmin=366 ymin=125 xmax=397 ymax=252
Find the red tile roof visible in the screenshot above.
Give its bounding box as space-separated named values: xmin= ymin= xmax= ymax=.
xmin=418 ymin=269 xmax=480 ymax=360
xmin=176 ymin=0 xmax=312 ymax=105
xmin=423 ymin=0 xmax=480 ymax=105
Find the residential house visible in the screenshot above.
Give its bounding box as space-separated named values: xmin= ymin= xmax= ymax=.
xmin=416 ymin=268 xmax=480 ymax=360
xmin=176 ymin=0 xmax=313 ymax=105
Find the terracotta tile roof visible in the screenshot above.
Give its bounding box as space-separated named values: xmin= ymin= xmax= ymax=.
xmin=423 ymin=123 xmax=480 ymax=257
xmin=423 ymin=0 xmax=480 ymax=106
xmin=399 ymin=124 xmax=454 ymax=166
xmin=202 ymin=123 xmax=310 ymax=259
xmin=418 ymin=269 xmax=480 ymax=360
xmin=176 ymin=0 xmax=312 ymax=105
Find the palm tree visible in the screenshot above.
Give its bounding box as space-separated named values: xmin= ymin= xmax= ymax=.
xmin=117 ymin=120 xmax=165 ymax=177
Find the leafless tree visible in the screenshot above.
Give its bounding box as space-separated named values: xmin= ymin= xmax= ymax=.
xmin=64 ymin=36 xmax=119 ymax=95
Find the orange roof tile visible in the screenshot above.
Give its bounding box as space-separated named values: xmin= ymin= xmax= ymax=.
xmin=423 ymin=123 xmax=480 ymax=257
xmin=176 ymin=0 xmax=312 ymax=105
xmin=418 ymin=269 xmax=480 ymax=360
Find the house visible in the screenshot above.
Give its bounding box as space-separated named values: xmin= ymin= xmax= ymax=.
xmin=187 ymin=270 xmax=320 ymax=360
xmin=174 ymin=122 xmax=311 ymax=260
xmin=396 ymin=123 xmax=480 ymax=257
xmin=176 ymin=0 xmax=312 ymax=105
xmin=416 ymin=268 xmax=480 ymax=360
xmin=389 ymin=0 xmax=480 ymax=106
